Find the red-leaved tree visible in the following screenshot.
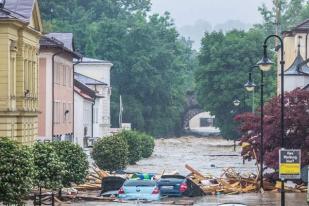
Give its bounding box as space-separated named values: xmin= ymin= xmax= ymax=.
xmin=235 ymin=89 xmax=309 ymax=172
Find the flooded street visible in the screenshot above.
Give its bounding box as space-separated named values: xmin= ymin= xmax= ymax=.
xmin=26 ymin=136 xmax=307 ymax=206
xmin=126 ymin=136 xmax=256 ymax=176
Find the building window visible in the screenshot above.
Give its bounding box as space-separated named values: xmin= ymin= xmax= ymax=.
xmin=53 ymin=102 xmax=61 ymax=124
xmin=200 ymin=118 xmax=214 ymax=127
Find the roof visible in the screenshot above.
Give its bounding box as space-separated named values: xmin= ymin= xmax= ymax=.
xmin=74 ymin=72 xmax=107 ymax=85
xmin=40 ymin=34 xmax=82 ymax=59
xmin=292 ymin=19 xmax=309 ymax=32
xmin=74 ymin=79 xmax=96 ymax=102
xmin=284 ymin=45 xmax=309 ymax=76
xmin=0 ymin=0 xmax=34 ymax=22
xmin=46 ymin=33 xmax=74 ymax=51
xmin=74 ymin=57 xmax=113 ymax=65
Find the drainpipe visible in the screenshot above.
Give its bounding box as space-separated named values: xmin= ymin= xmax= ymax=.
xmin=52 ymin=50 xmax=64 ymax=140
xmin=73 ymin=58 xmax=82 ymax=143
xmin=305 ymin=32 xmax=309 ymax=59
xmin=92 ymin=100 xmax=95 ymax=138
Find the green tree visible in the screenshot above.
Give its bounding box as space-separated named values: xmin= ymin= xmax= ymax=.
xmin=120 ymin=131 xmax=143 ymax=164
xmin=51 ymin=141 xmax=88 ymax=187
xmin=140 ymin=133 xmax=155 ymax=158
xmin=39 ymin=1 xmax=197 ymax=137
xmin=258 ymin=0 xmax=309 ymax=34
xmin=0 ymin=138 xmax=34 ymax=206
xmin=92 ymin=135 xmax=129 ymax=171
xmin=32 ymin=142 xmax=65 ymax=190
xmin=195 ymin=29 xmax=276 ymax=140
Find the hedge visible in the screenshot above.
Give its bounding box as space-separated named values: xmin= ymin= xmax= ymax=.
xmin=0 ymin=138 xmax=34 ymax=205
xmin=92 ymin=134 xmax=129 ymax=172
xmin=51 ymin=141 xmax=88 ymax=187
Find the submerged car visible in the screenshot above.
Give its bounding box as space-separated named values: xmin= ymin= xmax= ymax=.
xmin=157 ymin=175 xmax=188 ymax=197
xmin=118 ymin=179 xmax=160 ymax=201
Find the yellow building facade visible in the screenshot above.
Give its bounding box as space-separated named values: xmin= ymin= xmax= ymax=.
xmin=0 ymin=0 xmax=42 ymax=144
xmin=278 ymin=19 xmax=309 ymax=93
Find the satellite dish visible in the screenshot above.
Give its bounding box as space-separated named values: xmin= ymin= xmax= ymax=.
xmin=0 ymin=0 xmax=6 ymax=9
xmin=301 ymin=165 xmax=308 ymax=183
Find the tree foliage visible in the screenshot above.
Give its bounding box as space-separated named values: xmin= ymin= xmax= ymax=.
xmin=258 ymin=0 xmax=309 ymax=34
xmin=0 ymin=138 xmax=34 ymax=206
xmin=39 ymin=0 xmax=197 ymax=137
xmin=92 ymin=135 xmax=129 ymax=171
xmin=140 ymin=133 xmax=155 ymax=158
xmin=195 ymin=29 xmax=276 ymax=139
xmin=120 ymin=131 xmax=143 ymax=164
xmin=235 ymin=89 xmax=309 ymax=171
xmin=51 ymin=141 xmax=88 ymax=187
xmin=32 ymin=142 xmax=66 ymax=189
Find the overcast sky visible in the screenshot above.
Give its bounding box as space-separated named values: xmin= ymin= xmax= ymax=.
xmin=151 ymin=0 xmax=273 ymax=27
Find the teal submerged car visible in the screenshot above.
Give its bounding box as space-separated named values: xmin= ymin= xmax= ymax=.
xmin=118 ymin=179 xmax=160 ymax=201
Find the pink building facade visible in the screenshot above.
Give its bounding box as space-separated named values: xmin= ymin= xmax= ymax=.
xmin=38 ymin=33 xmax=81 ymax=141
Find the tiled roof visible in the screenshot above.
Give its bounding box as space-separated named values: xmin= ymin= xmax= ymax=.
xmin=74 ymin=80 xmax=96 ymax=101
xmin=40 ymin=34 xmax=82 ymax=59
xmin=0 ymin=0 xmax=35 ymax=22
xmin=284 ymin=46 xmax=309 ymax=76
xmin=46 ymin=33 xmax=74 ymax=51
xmin=74 ymin=72 xmax=107 ymax=85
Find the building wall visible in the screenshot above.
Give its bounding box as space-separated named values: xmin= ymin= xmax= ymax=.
xmin=0 ymin=22 xmax=41 ymax=144
xmin=278 ymin=33 xmax=309 ymax=93
xmin=74 ymin=92 xmax=93 ymax=148
xmin=189 ymin=112 xmax=214 ymax=129
xmin=53 ymin=55 xmax=74 ymax=137
xmin=38 ymin=51 xmax=74 ymax=140
xmin=75 ymin=63 xmax=112 ymax=137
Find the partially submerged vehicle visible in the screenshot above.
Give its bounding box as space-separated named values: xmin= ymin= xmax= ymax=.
xmin=157 ymin=175 xmax=188 ymax=197
xmin=118 ymin=179 xmax=160 ymax=201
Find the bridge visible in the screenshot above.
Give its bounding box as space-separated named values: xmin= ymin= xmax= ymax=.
xmin=181 ymin=92 xmax=220 ymax=136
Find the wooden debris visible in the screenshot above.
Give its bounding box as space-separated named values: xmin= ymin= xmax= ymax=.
xmin=186 ymin=165 xmax=308 ymax=195
xmin=74 ymin=164 xmax=111 ymax=191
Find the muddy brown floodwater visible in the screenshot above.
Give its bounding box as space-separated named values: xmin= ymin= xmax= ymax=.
xmin=126 ymin=136 xmax=256 ymax=176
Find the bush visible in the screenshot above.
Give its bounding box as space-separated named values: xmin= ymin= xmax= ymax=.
xmin=120 ymin=131 xmax=143 ymax=164
xmin=0 ymin=138 xmax=34 ymax=205
xmin=32 ymin=142 xmax=66 ymax=189
xmin=52 ymin=141 xmax=88 ymax=187
xmin=140 ymin=133 xmax=155 ymax=158
xmin=92 ymin=135 xmax=128 ymax=172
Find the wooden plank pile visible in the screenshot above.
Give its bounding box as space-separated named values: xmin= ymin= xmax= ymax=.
xmin=185 ymin=164 xmax=307 ymax=194
xmin=74 ymin=163 xmax=110 ymax=191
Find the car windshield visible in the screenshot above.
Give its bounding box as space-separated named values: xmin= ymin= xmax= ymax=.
xmin=124 ymin=180 xmax=156 ymax=187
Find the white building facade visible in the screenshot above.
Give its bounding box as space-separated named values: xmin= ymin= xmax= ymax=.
xmin=74 ymin=57 xmax=113 ymax=137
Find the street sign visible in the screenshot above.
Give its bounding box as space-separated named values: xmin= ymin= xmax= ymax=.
xmin=307 ymin=166 xmax=309 ymax=203
xmin=279 ymin=149 xmax=301 ymax=180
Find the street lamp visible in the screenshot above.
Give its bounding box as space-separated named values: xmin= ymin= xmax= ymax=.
xmin=244 ymin=65 xmax=268 ymax=190
xmin=233 ymin=99 xmax=241 ymax=107
xmin=244 ymin=72 xmax=256 ymax=92
xmin=258 ymin=35 xmax=285 ymax=206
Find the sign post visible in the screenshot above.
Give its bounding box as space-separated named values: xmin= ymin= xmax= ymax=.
xmin=279 ymin=149 xmax=301 ymax=180
xmin=307 ymin=166 xmax=309 ymax=203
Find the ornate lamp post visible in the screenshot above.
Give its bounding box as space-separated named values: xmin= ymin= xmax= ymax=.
xmin=244 ymin=65 xmax=272 ymax=190
xmin=257 ymin=35 xmax=285 ymax=206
